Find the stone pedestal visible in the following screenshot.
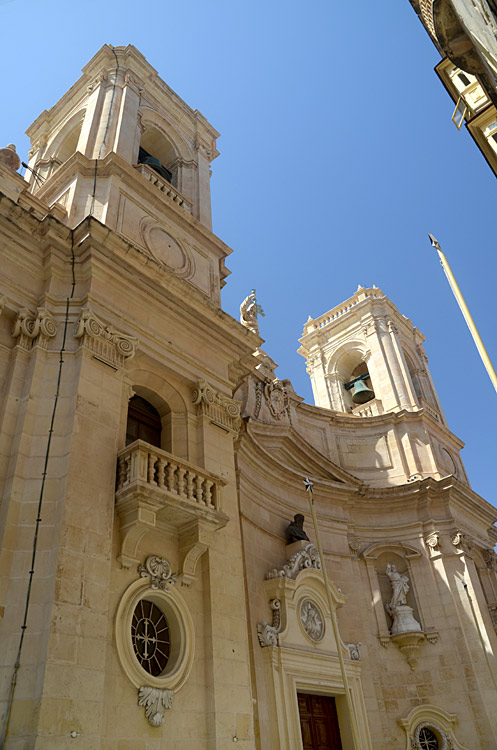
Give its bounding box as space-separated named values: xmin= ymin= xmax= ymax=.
xmin=390 ymin=605 xmax=421 ymax=635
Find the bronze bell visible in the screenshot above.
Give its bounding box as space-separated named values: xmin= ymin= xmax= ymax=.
xmin=344 ymin=374 xmax=375 ymax=405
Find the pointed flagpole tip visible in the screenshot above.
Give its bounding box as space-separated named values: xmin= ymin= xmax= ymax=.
xmin=428 ymin=233 xmax=440 ymax=250
xmin=303 ymin=476 xmax=314 ymax=492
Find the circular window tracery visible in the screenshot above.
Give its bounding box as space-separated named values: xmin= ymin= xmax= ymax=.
xmin=418 ymin=726 xmax=439 ymax=749
xmin=115 ymin=574 xmax=195 ymax=692
xmin=131 ymin=599 xmax=171 ymax=676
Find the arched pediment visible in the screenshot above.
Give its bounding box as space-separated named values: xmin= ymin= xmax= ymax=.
xmin=360 ymin=541 xmax=422 ymax=560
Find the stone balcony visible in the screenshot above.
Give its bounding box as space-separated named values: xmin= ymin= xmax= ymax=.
xmin=115 ymin=440 xmax=228 ymax=574
xmin=133 ymin=163 xmax=193 ymax=214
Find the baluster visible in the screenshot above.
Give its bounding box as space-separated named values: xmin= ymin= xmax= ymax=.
xmin=157 ymin=458 xmax=165 ymax=488
xmin=186 ymin=471 xmax=194 ymax=500
xmin=204 ymin=480 xmax=214 ymax=508
xmin=147 ymin=452 xmax=157 ymax=485
xmin=177 ymin=467 xmax=186 ymax=496
xmin=195 ymin=476 xmax=205 ymax=505
xmin=166 ymin=462 xmax=176 ymax=492
xmin=117 ymin=457 xmax=127 ymax=489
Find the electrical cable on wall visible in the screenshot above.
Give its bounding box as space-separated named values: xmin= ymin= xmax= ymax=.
xmin=0 ymin=231 xmax=76 ymax=748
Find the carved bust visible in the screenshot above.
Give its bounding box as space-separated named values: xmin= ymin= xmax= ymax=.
xmin=286 ymin=514 xmax=310 ymax=544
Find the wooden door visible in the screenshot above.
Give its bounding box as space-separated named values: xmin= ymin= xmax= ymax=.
xmin=298 ymin=693 xmax=343 ymax=750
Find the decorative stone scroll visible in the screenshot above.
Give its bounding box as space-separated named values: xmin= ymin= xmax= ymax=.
xmin=266 ymin=543 xmax=321 ymax=580
xmin=264 ymin=378 xmax=290 ymax=420
xmin=138 ymin=686 xmax=173 ymax=727
xmin=451 ymin=530 xmax=474 ymax=552
xmin=425 ymin=532 xmax=441 ymax=555
xmin=346 ymin=642 xmax=362 ymax=661
xmin=12 ymin=307 xmax=57 ymax=350
xmin=257 ymin=598 xmax=281 ymax=647
xmin=74 ymin=308 xmax=137 ymax=367
xmin=138 ymin=556 xmax=177 ymax=591
xmin=192 ymin=379 xmax=241 ymax=433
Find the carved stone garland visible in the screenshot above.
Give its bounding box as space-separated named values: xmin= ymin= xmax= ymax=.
xmin=192 ymin=379 xmax=241 ymax=433
xmin=74 ymin=308 xmax=137 ymax=368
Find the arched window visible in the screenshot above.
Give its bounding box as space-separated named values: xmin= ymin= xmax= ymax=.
xmin=138 ymin=127 xmax=177 ymax=185
xmin=126 ymin=395 xmax=162 ymax=448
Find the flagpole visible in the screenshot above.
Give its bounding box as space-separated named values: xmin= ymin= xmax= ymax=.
xmin=303 ymin=477 xmax=361 ymax=750
xmin=428 ymin=234 xmax=497 ymax=394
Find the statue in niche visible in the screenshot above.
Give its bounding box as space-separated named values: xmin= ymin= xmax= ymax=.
xmin=385 ymin=562 xmax=421 ymax=634
xmin=240 ymin=289 xmax=264 ymax=335
xmin=385 ymin=563 xmax=409 ymax=614
xmin=286 ymin=514 xmax=310 ymax=544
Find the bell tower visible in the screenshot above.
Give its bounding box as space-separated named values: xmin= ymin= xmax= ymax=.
xmin=299 ymin=286 xmax=468 ymax=484
xmin=299 ymin=286 xmax=445 ymax=421
xmin=23 ymin=45 xmax=226 ymax=303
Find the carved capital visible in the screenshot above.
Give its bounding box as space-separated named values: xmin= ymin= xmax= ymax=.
xmin=451 ymin=530 xmax=474 ymax=552
xmin=194 ymin=135 xmax=213 ymax=160
xmin=138 ymin=556 xmax=177 ymax=591
xmin=257 ymin=598 xmax=281 ymax=647
xmin=74 ymin=308 xmax=137 ymax=367
xmin=482 ymin=548 xmax=497 ymax=570
xmin=192 ymin=379 xmax=241 ymax=433
xmin=266 ymin=543 xmax=321 ymax=580
xmin=425 ymin=532 xmax=441 ymax=555
xmin=138 ymin=686 xmax=173 ymax=727
xmin=13 ymin=307 xmax=57 ymax=350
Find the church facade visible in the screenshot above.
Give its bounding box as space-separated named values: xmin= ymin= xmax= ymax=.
xmin=0 ymin=44 xmax=496 ymax=750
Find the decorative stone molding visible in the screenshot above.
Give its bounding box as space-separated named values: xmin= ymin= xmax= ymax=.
xmin=254 ymin=380 xmax=264 ymax=419
xmin=451 ymin=530 xmax=474 ymax=552
xmin=346 ymin=642 xmax=362 ymax=661
xmin=0 ymin=294 xmax=6 ymax=316
xmin=300 ymin=599 xmax=325 ymax=642
xmin=264 ymin=378 xmax=290 ymax=420
xmin=400 ymin=704 xmax=469 ymax=750
xmin=138 ymin=556 xmax=177 ymax=591
xmin=74 ymin=308 xmax=137 ymax=367
xmin=192 ymin=379 xmax=241 ymax=433
xmin=482 ymin=548 xmax=497 ymax=570
xmin=12 ymin=307 xmax=57 ymax=350
xmin=266 ymin=543 xmax=321 ymax=580
xmin=257 ymin=598 xmax=281 ymax=647
xmin=425 ymin=532 xmax=441 ymax=555
xmin=138 ymin=686 xmax=173 ymax=727
xmin=348 ymin=538 xmax=361 ymax=556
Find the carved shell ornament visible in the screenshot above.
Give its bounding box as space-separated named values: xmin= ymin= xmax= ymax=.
xmin=138 ymin=556 xmax=177 ymax=591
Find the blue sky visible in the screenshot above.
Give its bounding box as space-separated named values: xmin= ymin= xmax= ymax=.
xmin=1 ymin=0 xmax=496 ymax=505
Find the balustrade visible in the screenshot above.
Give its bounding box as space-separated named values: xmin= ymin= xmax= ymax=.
xmin=134 ymin=164 xmax=192 ymax=214
xmin=117 ymin=440 xmax=221 ymax=510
